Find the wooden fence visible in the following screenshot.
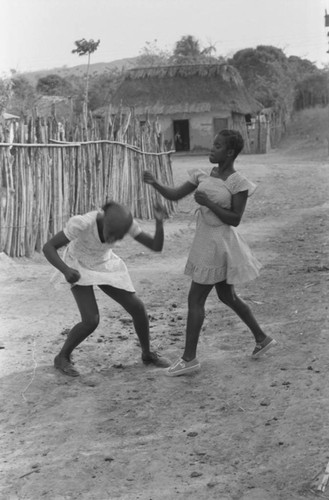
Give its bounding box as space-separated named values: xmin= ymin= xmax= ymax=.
xmin=0 ymin=110 xmax=176 ymax=257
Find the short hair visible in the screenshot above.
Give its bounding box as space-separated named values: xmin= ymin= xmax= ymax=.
xmin=218 ymin=129 xmax=244 ymax=159
xmin=102 ymin=200 xmax=133 ymax=232
xmin=102 ymin=200 xmax=123 ymax=212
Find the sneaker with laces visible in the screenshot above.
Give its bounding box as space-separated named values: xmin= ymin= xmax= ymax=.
xmin=142 ymin=351 xmax=171 ymax=368
xmin=165 ymin=357 xmax=200 ymax=377
xmin=252 ymin=336 xmax=277 ymax=358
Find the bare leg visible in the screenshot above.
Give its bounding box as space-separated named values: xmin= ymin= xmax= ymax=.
xmin=55 ymin=285 xmax=100 ymax=376
xmin=182 ymin=281 xmax=213 ymax=362
xmin=215 ymin=281 xmax=267 ymax=344
xmin=98 ymin=285 xmax=151 ymax=355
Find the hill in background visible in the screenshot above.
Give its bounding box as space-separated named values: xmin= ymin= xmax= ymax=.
xmin=20 ymin=57 xmax=139 ymax=84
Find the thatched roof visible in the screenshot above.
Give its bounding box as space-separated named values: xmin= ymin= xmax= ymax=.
xmin=110 ymin=64 xmax=261 ymax=115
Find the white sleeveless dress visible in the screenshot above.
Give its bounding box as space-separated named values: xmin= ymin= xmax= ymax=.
xmin=184 ymin=167 xmax=262 ymax=285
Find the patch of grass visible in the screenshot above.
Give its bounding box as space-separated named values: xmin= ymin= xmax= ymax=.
xmin=280 ymin=106 xmax=329 ymax=158
xmin=287 ymin=106 xmax=329 ymax=142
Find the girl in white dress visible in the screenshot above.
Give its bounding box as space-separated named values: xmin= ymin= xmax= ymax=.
xmin=43 ymin=201 xmax=170 ymax=377
xmin=144 ymin=129 xmax=276 ymax=376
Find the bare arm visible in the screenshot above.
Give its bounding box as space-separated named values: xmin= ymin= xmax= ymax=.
xmin=134 ymin=220 xmax=164 ymax=252
xmin=133 ymin=203 xmax=164 ymax=252
xmin=194 ymin=190 xmax=248 ymax=227
xmin=43 ymin=231 xmax=81 ymax=284
xmin=143 ymin=171 xmax=196 ymax=201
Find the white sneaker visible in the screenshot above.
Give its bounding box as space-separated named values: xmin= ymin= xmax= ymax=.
xmin=165 ymin=357 xmax=200 ymax=377
xmin=252 ymin=337 xmax=277 ymax=358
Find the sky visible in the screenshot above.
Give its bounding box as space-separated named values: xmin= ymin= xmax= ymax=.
xmin=1 ymin=0 xmax=329 ymax=75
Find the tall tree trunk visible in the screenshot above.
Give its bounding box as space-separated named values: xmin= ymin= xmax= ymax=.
xmin=85 ymin=52 xmax=91 ymax=109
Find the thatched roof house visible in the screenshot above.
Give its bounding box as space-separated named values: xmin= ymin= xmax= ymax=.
xmin=112 ymin=64 xmax=259 ymax=116
xmin=109 ymin=64 xmax=264 ymax=153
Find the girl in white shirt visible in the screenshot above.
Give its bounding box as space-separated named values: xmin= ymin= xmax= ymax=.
xmin=43 ymin=200 xmax=170 ymax=377
xmin=144 ymin=130 xmax=276 ymax=376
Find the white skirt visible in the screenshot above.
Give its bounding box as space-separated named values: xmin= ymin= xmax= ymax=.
xmin=184 ymin=221 xmax=261 ymax=285
xmin=50 ymin=247 xmax=135 ymax=292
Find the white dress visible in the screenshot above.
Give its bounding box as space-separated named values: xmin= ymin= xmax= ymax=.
xmin=184 ymin=167 xmax=262 ymax=285
xmin=51 ymin=210 xmax=142 ymax=291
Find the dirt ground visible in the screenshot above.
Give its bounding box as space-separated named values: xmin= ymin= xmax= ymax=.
xmin=1 ymin=139 xmax=329 ymax=500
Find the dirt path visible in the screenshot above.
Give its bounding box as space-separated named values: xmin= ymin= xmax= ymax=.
xmin=1 ymin=147 xmax=329 ymax=500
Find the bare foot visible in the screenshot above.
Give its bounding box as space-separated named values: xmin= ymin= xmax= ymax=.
xmin=54 ymin=354 xmax=79 ymax=377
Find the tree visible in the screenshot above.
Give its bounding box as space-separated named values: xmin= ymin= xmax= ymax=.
xmin=0 ymin=77 xmax=13 ymax=115
xmin=294 ymin=71 xmax=329 ymax=110
xmin=288 ymin=55 xmax=317 ymax=82
xmin=72 ymin=38 xmax=100 ymax=108
xmin=36 ymin=74 xmax=73 ymax=96
xmin=170 ymin=35 xmax=222 ymax=65
xmin=63 ymin=74 xmax=86 ymax=115
xmin=229 ymin=46 xmax=295 ymax=111
xmin=137 ymin=39 xmax=171 ymax=67
xmin=173 ymin=35 xmax=201 ymax=62
xmin=88 ymin=69 xmax=123 ymax=111
xmin=10 ymin=75 xmax=36 ymax=115
xmin=136 ymin=35 xmax=224 ymax=69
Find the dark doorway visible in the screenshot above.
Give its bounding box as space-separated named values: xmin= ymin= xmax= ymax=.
xmin=173 ymin=120 xmax=190 ymax=151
